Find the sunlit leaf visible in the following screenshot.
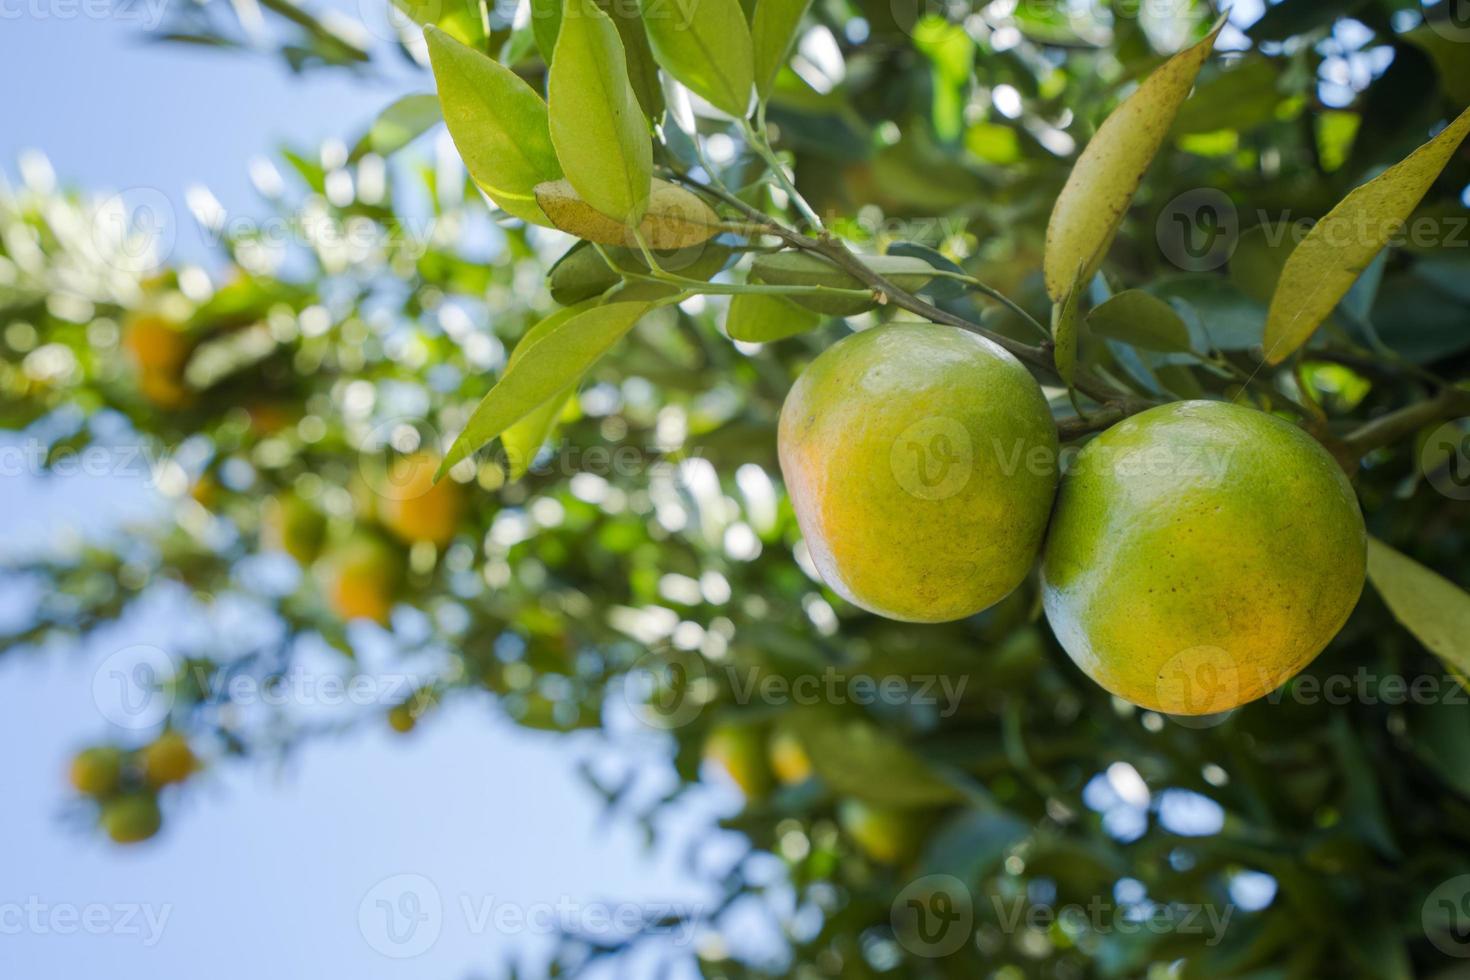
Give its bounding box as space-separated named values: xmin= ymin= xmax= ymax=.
xmin=1264 ymin=106 xmax=1470 ymax=364
xmin=501 ymin=300 xmax=599 ymax=478
xmin=751 ymin=0 xmax=811 ymax=101
xmin=549 ymin=0 xmax=653 ymax=225
xmin=1044 ymin=22 xmax=1223 ymax=301
xmin=440 ymin=301 xmax=653 ymax=474
xmin=724 ymin=292 xmax=821 ymax=342
xmin=425 ymin=26 xmax=561 ymax=226
xmin=639 ymin=0 xmax=754 ymax=117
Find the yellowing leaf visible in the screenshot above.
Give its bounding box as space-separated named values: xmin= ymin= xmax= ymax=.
xmin=425 ymin=27 xmax=562 ymax=226
xmin=549 ymin=0 xmax=653 ymax=225
xmin=1264 ymin=107 xmax=1470 ymax=364
xmin=639 ymin=0 xmax=753 ymax=117
xmin=1367 ymin=536 xmax=1470 ymax=677
xmin=534 ymin=178 xmax=722 ymax=248
xmin=725 ymin=292 xmax=821 ymax=342
xmin=751 ymin=0 xmax=811 ymax=101
xmin=440 ymin=301 xmax=653 ymax=474
xmin=1043 ymin=23 xmax=1223 ymax=301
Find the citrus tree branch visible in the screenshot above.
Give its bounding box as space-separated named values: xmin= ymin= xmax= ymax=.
xmin=1337 ymin=387 xmax=1470 ymax=461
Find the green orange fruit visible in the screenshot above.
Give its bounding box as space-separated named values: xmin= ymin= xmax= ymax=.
xmin=778 ymin=324 xmax=1059 ymax=622
xmin=263 ymin=491 xmax=328 ymax=566
xmin=101 ymin=793 xmax=163 ymax=844
xmin=1041 ymin=400 xmax=1366 ymax=716
xmin=69 ymin=746 xmax=124 ymax=798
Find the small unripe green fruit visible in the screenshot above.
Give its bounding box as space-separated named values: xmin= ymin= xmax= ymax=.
xmin=1041 ymin=400 xmax=1366 ymax=715
xmin=101 ymin=793 xmax=163 ymax=844
xmin=70 ymin=746 xmax=124 ymax=798
xmin=837 ymin=800 xmax=927 ymax=865
xmin=779 ymin=324 xmax=1059 ymax=622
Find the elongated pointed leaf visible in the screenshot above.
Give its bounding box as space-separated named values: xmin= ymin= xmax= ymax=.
xmin=1263 ymin=107 xmax=1470 ymax=364
xmin=531 ymin=0 xmax=664 ymax=121
xmin=501 ymin=300 xmax=599 ymax=478
xmin=549 ymin=0 xmax=653 ymax=225
xmin=1044 ymin=22 xmax=1223 ymax=301
xmin=639 ymin=0 xmax=753 ymax=117
xmin=751 ymin=0 xmax=810 ymax=101
xmin=355 ymin=94 xmax=441 ymax=161
xmin=1367 ymin=536 xmax=1470 ymax=677
xmin=1051 ymin=269 xmax=1083 ymax=387
xmin=1086 ymin=289 xmax=1192 ymax=352
xmin=441 ymin=302 xmax=652 ymax=474
xmin=425 ymin=27 xmax=562 ymax=226
xmin=725 ymin=292 xmax=821 ymax=342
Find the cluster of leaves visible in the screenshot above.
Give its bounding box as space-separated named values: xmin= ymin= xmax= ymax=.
xmin=3 ymin=0 xmax=1470 ymax=975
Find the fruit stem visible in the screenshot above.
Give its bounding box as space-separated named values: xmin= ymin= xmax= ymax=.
xmin=660 ymin=166 xmax=1149 ymax=410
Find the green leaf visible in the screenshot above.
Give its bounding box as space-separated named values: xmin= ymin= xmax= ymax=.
xmin=392 ymin=0 xmax=486 ymax=47
xmin=531 ymin=0 xmax=663 ymax=121
xmin=425 ymin=27 xmax=562 ymax=226
xmin=1264 ymin=107 xmax=1470 ymax=364
xmin=550 ymin=240 xmax=732 ymax=304
xmin=356 ymin=94 xmax=441 ymax=161
xmin=1367 ymin=536 xmax=1470 ymax=676
xmin=549 ymin=0 xmax=653 ymax=225
xmin=534 ymin=177 xmax=722 ymax=248
xmin=787 ymin=711 xmax=962 ymax=806
xmin=724 ymin=292 xmax=821 ymax=342
xmin=750 ymin=0 xmax=810 ymax=101
xmin=1050 ymin=267 xmax=1084 ymax=387
xmin=1172 ymin=56 xmax=1280 ymax=135
xmin=638 ymin=0 xmax=753 ymax=117
xmin=530 ymin=0 xmax=561 ymax=62
xmin=748 ymin=252 xmax=932 ymax=315
xmin=1044 ymin=22 xmax=1223 ymax=301
xmin=500 ymin=300 xmax=599 ymax=478
xmin=440 ymin=301 xmax=653 ymax=474
xmin=1086 ymin=289 xmax=1192 ymax=352
xmin=1228 ymin=223 xmax=1298 ymax=305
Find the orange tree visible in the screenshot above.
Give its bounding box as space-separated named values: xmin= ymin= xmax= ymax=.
xmin=4 ymin=0 xmax=1470 ymax=974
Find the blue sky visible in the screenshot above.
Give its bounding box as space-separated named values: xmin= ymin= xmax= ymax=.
xmin=0 ymin=12 xmax=762 ymax=978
